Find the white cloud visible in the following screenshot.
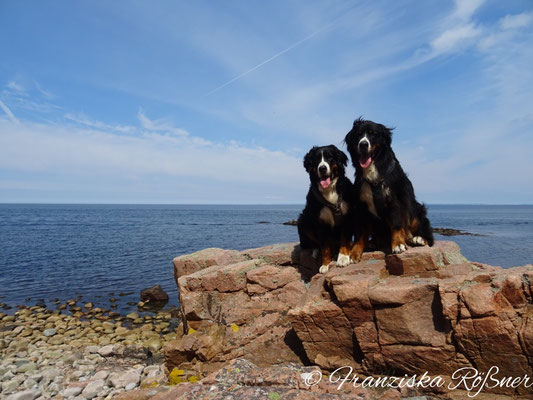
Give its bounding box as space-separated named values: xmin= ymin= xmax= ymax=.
xmin=137 ymin=109 xmax=189 ymax=137
xmin=500 ymin=11 xmax=533 ymax=30
xmin=453 ymin=0 xmax=486 ymax=21
xmin=65 ymin=113 xmax=135 ymax=133
xmin=478 ymin=11 xmax=533 ymax=50
xmin=0 ymin=117 xmax=306 ymax=203
xmin=6 ymin=80 xmax=25 ymax=93
xmin=2 ymin=79 xmax=61 ymax=114
xmin=0 ymin=100 xmax=19 ymax=124
xmin=430 ymin=23 xmax=482 ymax=55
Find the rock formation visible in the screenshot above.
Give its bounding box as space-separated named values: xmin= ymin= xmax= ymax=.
xmin=164 ymin=241 xmax=533 ymax=398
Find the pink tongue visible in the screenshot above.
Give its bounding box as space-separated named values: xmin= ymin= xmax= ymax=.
xmin=320 ymin=178 xmax=331 ymax=189
xmin=359 ymin=156 xmax=372 ymax=168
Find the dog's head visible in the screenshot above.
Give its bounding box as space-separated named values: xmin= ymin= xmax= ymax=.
xmin=344 ymin=117 xmax=393 ymax=169
xmin=303 ymin=145 xmax=348 ymax=189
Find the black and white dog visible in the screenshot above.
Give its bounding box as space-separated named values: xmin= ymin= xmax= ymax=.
xmin=297 ymin=145 xmax=354 ymax=273
xmin=344 ymin=118 xmax=434 ymax=258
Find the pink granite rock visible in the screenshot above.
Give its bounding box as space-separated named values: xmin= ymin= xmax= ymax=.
xmin=166 ymin=241 xmax=533 ymax=397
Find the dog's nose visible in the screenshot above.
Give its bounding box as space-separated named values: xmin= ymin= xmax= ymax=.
xmin=318 ymin=165 xmax=327 ymax=174
xmin=359 ymin=141 xmax=369 ymax=151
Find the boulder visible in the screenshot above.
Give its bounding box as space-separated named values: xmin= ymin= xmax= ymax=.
xmin=167 ymin=241 xmax=533 ymax=397
xmin=140 ymin=284 xmax=169 ymax=303
xmin=164 ymin=253 xmax=308 ymax=375
xmin=173 ymin=248 xmax=247 ymax=281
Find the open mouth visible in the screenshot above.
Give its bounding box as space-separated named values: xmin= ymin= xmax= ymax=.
xmin=319 ymin=177 xmax=331 ymax=189
xmin=359 ymin=153 xmax=372 ymax=168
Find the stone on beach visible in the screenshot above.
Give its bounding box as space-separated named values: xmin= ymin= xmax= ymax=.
xmin=4 ymin=389 xmax=41 ymax=400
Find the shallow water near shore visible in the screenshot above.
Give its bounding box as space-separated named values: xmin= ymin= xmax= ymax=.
xmin=0 ymin=204 xmax=532 ymax=312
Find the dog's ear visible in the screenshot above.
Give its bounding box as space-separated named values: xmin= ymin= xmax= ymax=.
xmin=344 ymin=128 xmax=356 ymax=155
xmin=344 ymin=117 xmax=364 ymax=153
xmin=335 ymin=147 xmax=348 ymax=167
xmin=381 ymin=124 xmax=394 ymax=146
xmin=303 ymin=147 xmax=317 ymax=172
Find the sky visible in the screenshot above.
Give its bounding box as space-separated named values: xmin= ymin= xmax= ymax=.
xmin=0 ymin=0 xmax=532 ymax=204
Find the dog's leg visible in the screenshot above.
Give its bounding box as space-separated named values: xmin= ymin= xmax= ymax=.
xmin=408 ymin=217 xmax=427 ymax=246
xmin=407 ymin=208 xmax=434 ymax=247
xmin=319 ymin=242 xmax=333 ymax=274
xmin=336 ymin=234 xmax=352 ymax=267
xmin=389 ymin=206 xmax=408 ymax=253
xmin=350 ymin=230 xmax=367 ymax=263
xmin=391 ymin=228 xmax=407 ymax=254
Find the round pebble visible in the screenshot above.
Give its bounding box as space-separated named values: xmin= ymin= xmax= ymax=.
xmin=42 ymin=329 xmax=57 ymax=337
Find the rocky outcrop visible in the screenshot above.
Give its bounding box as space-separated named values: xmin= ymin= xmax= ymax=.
xmin=165 ymin=243 xmax=307 ymax=377
xmin=165 ymin=241 xmax=533 ymax=397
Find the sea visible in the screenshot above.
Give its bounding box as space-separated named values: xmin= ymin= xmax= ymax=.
xmin=0 ymin=204 xmax=532 ymax=314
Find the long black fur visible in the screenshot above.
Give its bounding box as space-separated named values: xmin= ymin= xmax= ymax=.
xmin=344 ymin=118 xmax=434 ymax=254
xmin=297 ymin=145 xmax=355 ymax=270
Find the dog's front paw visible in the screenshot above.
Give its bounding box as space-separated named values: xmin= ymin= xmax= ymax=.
xmin=319 ymin=264 xmax=330 ymax=274
xmin=412 ymin=236 xmax=426 ymax=246
xmin=336 ymin=253 xmax=351 ymax=267
xmin=392 ymin=243 xmax=407 ymax=254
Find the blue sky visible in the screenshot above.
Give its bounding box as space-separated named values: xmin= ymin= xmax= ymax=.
xmin=0 ymin=0 xmax=532 ymax=204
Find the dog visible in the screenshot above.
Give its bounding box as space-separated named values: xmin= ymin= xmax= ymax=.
xmin=344 ymin=117 xmax=434 ymax=259
xmin=297 ymin=145 xmax=354 ymax=274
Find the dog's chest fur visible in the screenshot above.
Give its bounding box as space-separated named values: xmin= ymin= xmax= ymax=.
xmin=360 ymin=163 xmax=391 ymax=216
xmin=318 ymin=180 xmax=349 ymax=227
xmin=363 ymin=162 xmax=379 ymax=183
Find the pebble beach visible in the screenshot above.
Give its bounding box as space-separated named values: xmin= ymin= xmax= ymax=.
xmin=0 ymin=300 xmax=183 ymax=399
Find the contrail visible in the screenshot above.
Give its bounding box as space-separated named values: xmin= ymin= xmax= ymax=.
xmin=204 ymin=17 xmax=340 ymax=97
xmin=0 ymin=100 xmax=19 ymax=124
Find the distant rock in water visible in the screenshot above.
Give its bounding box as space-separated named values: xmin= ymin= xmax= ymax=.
xmin=282 ymin=219 xmax=298 ymax=226
xmin=433 ymin=227 xmax=484 ymax=236
xmin=140 ymin=284 xmax=169 ymax=304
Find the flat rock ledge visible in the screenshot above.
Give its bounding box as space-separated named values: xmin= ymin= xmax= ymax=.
xmin=161 ymin=241 xmax=533 ymax=399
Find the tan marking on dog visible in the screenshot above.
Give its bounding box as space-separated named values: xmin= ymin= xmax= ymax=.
xmin=391 ymin=228 xmax=407 ymax=253
xmin=403 ymin=217 xmax=418 ymax=243
xmin=339 ymin=200 xmax=349 ymax=215
xmin=319 ymin=207 xmax=335 ymax=227
xmin=360 ymin=182 xmax=377 ymax=216
xmin=410 ymin=217 xmax=419 ymax=233
xmin=319 ymin=244 xmax=333 ymax=273
xmin=350 ymin=234 xmax=366 ymax=263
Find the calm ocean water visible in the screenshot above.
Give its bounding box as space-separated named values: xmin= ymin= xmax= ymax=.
xmin=0 ymin=204 xmax=532 ymax=313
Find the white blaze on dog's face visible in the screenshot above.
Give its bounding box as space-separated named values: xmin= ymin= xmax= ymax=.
xmin=345 ymin=118 xmax=393 ymax=171
xmin=317 ymin=152 xmax=331 ymax=187
xmin=303 ymin=145 xmax=348 ymax=192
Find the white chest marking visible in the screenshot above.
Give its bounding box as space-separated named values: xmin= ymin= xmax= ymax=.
xmin=363 ymin=162 xmax=379 ymax=183
xmin=360 ymin=181 xmax=378 ymax=216
xmin=318 ymin=177 xmax=338 ymax=204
